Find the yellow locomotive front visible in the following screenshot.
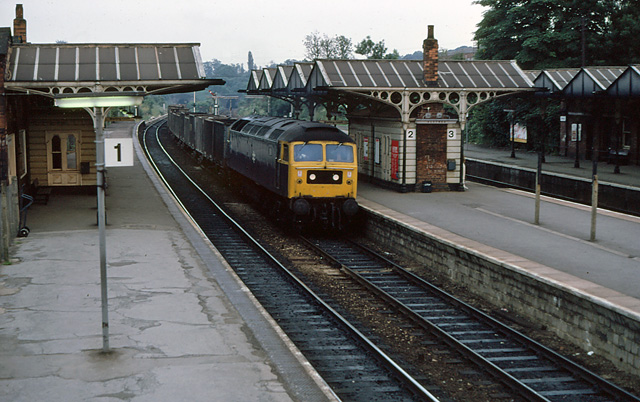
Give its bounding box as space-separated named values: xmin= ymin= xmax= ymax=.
xmin=287 ymin=141 xmax=357 ymax=199
xmin=283 ymin=140 xmax=358 ymax=229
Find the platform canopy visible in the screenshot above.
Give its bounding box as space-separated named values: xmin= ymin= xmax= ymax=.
xmin=563 ymin=67 xmax=626 ymax=98
xmin=531 ymin=66 xmax=640 ymax=99
xmin=246 ymin=59 xmax=537 ymax=129
xmin=530 ymin=68 xmax=580 ymax=94
xmin=4 ymin=43 xmax=224 ymax=98
xmin=607 ymin=65 xmax=640 ymax=97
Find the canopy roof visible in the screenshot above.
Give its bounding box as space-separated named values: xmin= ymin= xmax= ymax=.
xmin=563 ymin=67 xmax=626 ymax=97
xmin=5 ymin=43 xmax=223 ymax=97
xmin=531 ymin=69 xmax=580 ymax=94
xmin=307 ymin=59 xmax=533 ymax=90
xmin=607 ymin=65 xmax=640 ymax=97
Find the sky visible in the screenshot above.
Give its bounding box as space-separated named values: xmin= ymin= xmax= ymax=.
xmin=2 ymin=0 xmax=486 ymax=68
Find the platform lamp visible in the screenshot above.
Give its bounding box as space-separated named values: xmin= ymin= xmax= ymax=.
xmin=54 ymin=92 xmax=145 ymax=352
xmin=503 ymin=109 xmax=516 ymax=158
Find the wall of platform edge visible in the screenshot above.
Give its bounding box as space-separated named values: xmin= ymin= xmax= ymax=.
xmin=361 ymin=206 xmax=640 ymax=375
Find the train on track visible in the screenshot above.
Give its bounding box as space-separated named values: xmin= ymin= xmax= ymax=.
xmin=167 ymin=106 xmax=359 ymax=230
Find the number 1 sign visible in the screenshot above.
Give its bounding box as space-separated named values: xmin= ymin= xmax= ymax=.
xmin=105 ymin=138 xmax=134 ymax=167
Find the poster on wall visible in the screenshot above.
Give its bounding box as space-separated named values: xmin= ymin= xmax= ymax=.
xmin=374 ymin=138 xmax=380 ymax=164
xmin=571 ymin=123 xmax=582 ymax=141
xmin=511 ymin=123 xmax=527 ymax=143
xmin=391 ymin=140 xmax=399 ymax=180
xmin=363 ymin=137 xmax=369 ymax=161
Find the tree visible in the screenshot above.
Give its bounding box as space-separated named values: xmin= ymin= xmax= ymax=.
xmin=470 ymin=0 xmax=640 ymax=150
xmin=473 ymin=0 xmax=640 ymax=69
xmin=247 ymin=51 xmax=255 ymax=71
xmin=303 ymin=31 xmax=325 ymax=60
xmin=334 ymin=35 xmax=354 ymax=59
xmin=303 ymin=32 xmax=354 ymax=60
xmin=602 ymin=0 xmax=640 ymax=64
xmin=320 ymin=34 xmax=338 ymax=59
xmin=355 ymin=36 xmax=399 ymax=59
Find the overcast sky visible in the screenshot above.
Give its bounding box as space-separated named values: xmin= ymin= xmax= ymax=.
xmin=3 ymin=0 xmax=485 ymax=67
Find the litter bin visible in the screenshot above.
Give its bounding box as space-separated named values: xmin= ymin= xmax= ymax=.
xmin=421 ymin=181 xmax=432 ymax=193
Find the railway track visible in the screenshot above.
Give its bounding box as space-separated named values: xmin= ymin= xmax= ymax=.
xmin=141 ymin=118 xmax=640 ymax=401
xmin=140 ymin=120 xmax=438 ymax=402
xmin=302 ymin=237 xmax=640 ymax=402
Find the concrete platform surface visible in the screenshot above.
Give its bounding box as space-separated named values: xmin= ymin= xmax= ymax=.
xmin=0 ymin=121 xmax=332 ymax=402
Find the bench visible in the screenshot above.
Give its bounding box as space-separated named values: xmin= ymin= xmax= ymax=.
xmin=32 ymin=178 xmax=52 ymax=205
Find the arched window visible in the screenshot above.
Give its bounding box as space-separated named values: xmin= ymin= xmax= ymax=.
xmin=52 ymin=135 xmax=62 ymax=169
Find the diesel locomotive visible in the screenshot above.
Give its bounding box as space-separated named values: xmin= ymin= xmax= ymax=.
xmin=167 ymin=107 xmax=358 ymax=230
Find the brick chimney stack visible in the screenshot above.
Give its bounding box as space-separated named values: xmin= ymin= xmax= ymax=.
xmin=13 ymin=4 xmax=27 ymax=43
xmin=423 ymin=25 xmax=438 ymax=87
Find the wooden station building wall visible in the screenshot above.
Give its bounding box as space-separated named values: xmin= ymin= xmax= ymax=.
xmin=26 ymin=100 xmax=96 ymax=187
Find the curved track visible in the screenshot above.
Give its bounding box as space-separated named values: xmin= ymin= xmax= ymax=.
xmin=140 ymin=120 xmax=438 ymax=402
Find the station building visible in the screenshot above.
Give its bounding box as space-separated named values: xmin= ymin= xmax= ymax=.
xmin=532 ymin=66 xmax=640 ymax=167
xmin=246 ymin=28 xmax=640 ymax=192
xmin=245 ymin=26 xmax=537 ymax=192
xmin=0 ymin=4 xmax=222 ymax=258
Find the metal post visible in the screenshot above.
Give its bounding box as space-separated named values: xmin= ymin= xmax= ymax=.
xmin=535 ymin=151 xmax=541 ymax=225
xmin=94 ymin=107 xmax=109 ymax=352
xmin=503 ymin=109 xmax=516 ymax=158
xmin=574 ymin=126 xmax=581 ymax=168
xmin=510 ymin=121 xmax=516 ymax=158
xmin=401 ymin=128 xmax=408 ymax=193
xmin=590 ymin=150 xmax=598 ymax=241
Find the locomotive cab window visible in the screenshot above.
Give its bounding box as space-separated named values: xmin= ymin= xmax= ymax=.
xmin=281 ymin=144 xmax=289 ymax=162
xmin=326 ymin=144 xmax=354 ymax=163
xmin=293 ymin=143 xmax=323 ymax=162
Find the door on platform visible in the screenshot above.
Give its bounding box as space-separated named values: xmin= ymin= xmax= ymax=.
xmin=46 ymin=132 xmax=81 ymax=185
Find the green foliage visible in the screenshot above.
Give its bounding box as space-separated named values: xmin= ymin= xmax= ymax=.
xmin=474 ymin=0 xmax=640 ymax=69
xmin=471 ymin=0 xmax=638 ymax=150
xmin=303 ymin=32 xmax=399 ymax=61
xmin=468 ymin=97 xmax=561 ymax=152
xmin=354 ymin=36 xmax=399 ymax=59
xmin=139 ymin=95 xmax=168 ymax=119
xmin=303 ymin=32 xmax=353 ymax=60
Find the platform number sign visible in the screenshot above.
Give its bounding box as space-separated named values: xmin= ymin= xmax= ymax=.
xmin=406 ymin=129 xmax=416 ymax=140
xmin=105 ymin=138 xmax=134 ymax=167
xmin=447 ymin=128 xmax=460 ymax=140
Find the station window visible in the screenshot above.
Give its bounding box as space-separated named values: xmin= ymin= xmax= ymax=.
xmin=52 ymin=135 xmax=62 ymax=169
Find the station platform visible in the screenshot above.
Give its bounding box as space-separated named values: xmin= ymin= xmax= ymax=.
xmin=358 ymin=144 xmax=640 ymax=312
xmin=464 ymin=143 xmax=640 ymax=188
xmin=0 ymin=121 xmax=334 ymax=402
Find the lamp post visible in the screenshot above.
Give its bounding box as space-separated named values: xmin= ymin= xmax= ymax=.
xmin=504 ymin=109 xmax=516 ymax=158
xmin=55 ymin=93 xmax=144 ymax=352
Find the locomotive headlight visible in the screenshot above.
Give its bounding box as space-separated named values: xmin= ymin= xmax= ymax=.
xmin=309 ymin=174 xmax=316 ymax=181
xmin=296 ymin=179 xmax=303 ymax=184
xmin=333 ymin=174 xmax=340 ymax=181
xmin=346 ymin=180 xmax=352 ymax=185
